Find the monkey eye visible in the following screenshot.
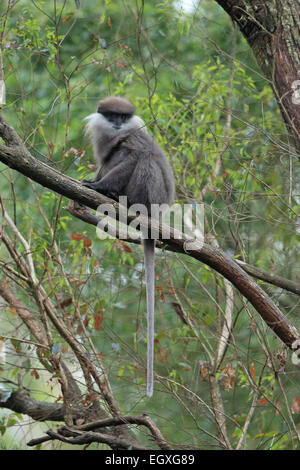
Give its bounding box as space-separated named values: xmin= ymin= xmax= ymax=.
xmin=99 ymin=111 xmax=132 ymax=124
xmin=122 ymin=113 xmax=133 ymax=122
xmin=119 ymin=113 xmax=129 ymax=122
xmin=100 ymin=112 xmax=115 ymax=121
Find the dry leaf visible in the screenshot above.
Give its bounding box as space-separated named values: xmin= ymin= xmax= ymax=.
xmin=56 ymin=297 xmax=72 ymax=309
xmin=31 ymin=369 xmax=40 ymax=380
xmin=116 ymin=240 xmax=132 ymax=253
xmin=84 ymin=237 xmax=92 ymax=248
xmin=71 ymin=233 xmax=83 ymax=241
xmin=94 ymin=313 xmax=103 ymax=331
xmin=291 ymin=397 xmax=300 ymax=414
xmin=9 ymin=306 xmax=17 ymax=315
xmin=250 ymin=362 xmax=256 ymax=381
xmin=258 ymin=397 xmax=268 ymax=406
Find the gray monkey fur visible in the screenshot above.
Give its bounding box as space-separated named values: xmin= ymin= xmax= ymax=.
xmin=83 ymin=96 xmax=175 ymax=396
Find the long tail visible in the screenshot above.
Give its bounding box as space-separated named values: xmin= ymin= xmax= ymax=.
xmin=143 ymin=238 xmax=155 ymax=397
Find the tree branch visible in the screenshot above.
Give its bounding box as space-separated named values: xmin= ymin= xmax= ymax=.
xmin=63 ymin=415 xmax=172 ymax=450
xmin=27 ymin=414 xmax=172 ymax=450
xmin=0 ymin=115 xmax=299 ymax=351
xmin=0 ymin=391 xmax=66 ymax=422
xmin=215 ymin=0 xmax=300 ymax=150
xmin=45 ymin=429 xmax=146 ymax=450
xmin=235 ymin=259 xmax=300 ymax=296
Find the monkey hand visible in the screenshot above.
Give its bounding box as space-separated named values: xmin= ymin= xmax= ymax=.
xmin=81 ymin=180 xmax=96 ymax=188
xmin=81 ymin=180 xmax=119 ymax=201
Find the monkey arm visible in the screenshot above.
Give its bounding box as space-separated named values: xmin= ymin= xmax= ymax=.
xmin=81 ymin=157 xmax=137 ymax=197
xmin=92 ymin=166 xmax=104 ymax=182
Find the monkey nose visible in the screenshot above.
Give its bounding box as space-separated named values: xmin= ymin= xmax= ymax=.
xmin=113 ymin=116 xmax=123 ymax=128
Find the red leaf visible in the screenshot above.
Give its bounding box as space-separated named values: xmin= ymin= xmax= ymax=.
xmin=61 ymin=13 xmax=74 ymax=23
xmin=116 ymin=240 xmax=132 ymax=253
xmin=71 ymin=233 xmax=83 ymax=241
xmin=84 ymin=237 xmax=92 ymax=248
xmin=76 ymin=281 xmax=87 ymax=288
xmin=85 ymin=393 xmax=98 ymax=403
xmin=258 ymin=397 xmax=268 ymax=406
xmin=31 ymin=369 xmax=40 ymax=380
xmin=250 ymin=362 xmax=256 ymax=380
xmin=291 ymin=397 xmax=300 ymax=414
xmin=94 ymin=313 xmax=103 ymax=331
xmin=107 ymin=16 xmax=112 ymax=27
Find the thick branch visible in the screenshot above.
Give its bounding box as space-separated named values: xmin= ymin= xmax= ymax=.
xmin=0 ymin=391 xmax=66 ymax=421
xmin=62 ymin=415 xmax=172 ymax=450
xmin=27 ymin=415 xmax=172 ymax=450
xmin=44 ymin=429 xmax=145 ymax=450
xmin=0 ymin=392 xmax=146 ymax=449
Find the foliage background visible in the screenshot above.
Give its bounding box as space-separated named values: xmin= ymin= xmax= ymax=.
xmin=0 ymin=0 xmax=299 ymax=450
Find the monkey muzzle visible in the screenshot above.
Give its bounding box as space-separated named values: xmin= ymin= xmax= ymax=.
xmin=112 ymin=115 xmax=123 ymax=129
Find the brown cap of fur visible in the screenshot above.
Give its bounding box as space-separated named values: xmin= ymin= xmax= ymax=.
xmin=97 ymin=96 xmax=135 ymax=115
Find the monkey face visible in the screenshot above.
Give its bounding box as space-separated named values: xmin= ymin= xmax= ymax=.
xmin=84 ymin=107 xmax=146 ymax=140
xmin=99 ymin=111 xmax=133 ymax=130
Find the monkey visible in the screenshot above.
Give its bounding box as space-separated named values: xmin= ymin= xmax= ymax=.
xmin=82 ymin=96 xmax=175 ymax=397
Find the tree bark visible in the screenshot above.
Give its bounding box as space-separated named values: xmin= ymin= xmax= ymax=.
xmin=215 ymin=0 xmax=300 ymax=151
xmin=0 ymin=391 xmax=70 ymax=422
